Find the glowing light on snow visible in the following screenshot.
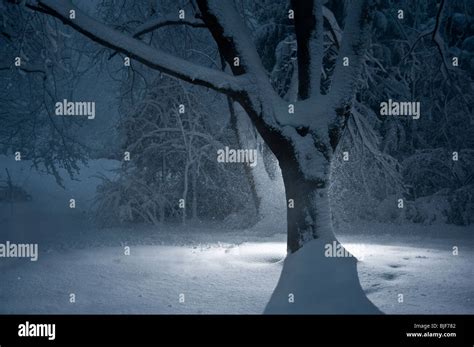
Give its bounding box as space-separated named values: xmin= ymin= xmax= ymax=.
xmin=220 ymin=242 xmax=287 ymax=264
xmin=341 ymin=243 xmax=372 ymax=261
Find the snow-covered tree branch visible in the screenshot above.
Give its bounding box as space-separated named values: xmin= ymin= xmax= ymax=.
xmin=31 ymin=0 xmax=250 ymax=97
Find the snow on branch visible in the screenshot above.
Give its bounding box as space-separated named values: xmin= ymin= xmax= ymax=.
xmin=197 ymin=0 xmax=270 ymax=82
xmin=196 ymin=0 xmax=282 ymax=128
xmin=322 ymin=6 xmax=342 ymax=48
xmin=329 ymin=0 xmax=371 ymax=106
xmin=31 ymin=0 xmax=249 ymax=97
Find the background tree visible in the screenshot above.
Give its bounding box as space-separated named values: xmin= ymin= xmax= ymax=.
xmin=338 ymin=0 xmax=474 ymax=225
xmin=95 ymin=76 xmax=254 ymax=227
xmin=0 ymin=1 xmax=90 ymax=186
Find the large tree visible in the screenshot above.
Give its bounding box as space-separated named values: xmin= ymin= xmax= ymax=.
xmin=17 ymin=0 xmax=380 ymax=313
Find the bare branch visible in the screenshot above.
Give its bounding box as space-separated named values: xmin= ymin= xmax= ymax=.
xmin=402 ymin=29 xmax=431 ymax=60
xmin=403 ymin=0 xmax=448 ymax=67
xmin=0 ymin=65 xmax=46 ymax=75
xmin=431 ymin=0 xmax=451 ymax=73
xmin=132 ymin=15 xmax=206 ymax=39
xmin=108 ymin=15 xmax=206 ymax=60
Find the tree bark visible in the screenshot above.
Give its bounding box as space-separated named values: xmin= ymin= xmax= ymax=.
xmin=281 ymin=162 xmax=330 ymax=253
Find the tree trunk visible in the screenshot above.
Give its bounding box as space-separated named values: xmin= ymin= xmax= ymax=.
xmin=279 ymin=148 xmax=339 ymax=250
xmin=262 ymin=118 xmax=381 ymax=313
xmin=268 ymin=155 xmax=381 ymax=314
xmin=281 ymin=163 xmax=325 ymax=253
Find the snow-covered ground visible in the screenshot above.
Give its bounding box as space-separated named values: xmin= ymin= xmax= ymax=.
xmin=0 ymin=231 xmax=472 ymax=314
xmin=343 ymin=232 xmax=474 ymax=314
xmin=0 ymin=157 xmax=472 ymax=314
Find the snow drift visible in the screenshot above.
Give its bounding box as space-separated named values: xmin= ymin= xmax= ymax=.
xmin=265 ymin=238 xmax=382 ymax=314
